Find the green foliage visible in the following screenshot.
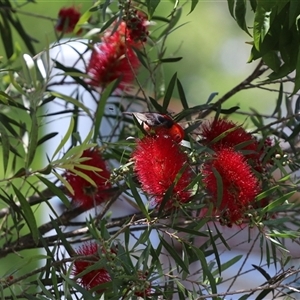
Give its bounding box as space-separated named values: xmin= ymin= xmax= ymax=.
xmin=227 ymin=0 xmax=300 ymax=93
xmin=0 ymin=0 xmax=300 ymax=299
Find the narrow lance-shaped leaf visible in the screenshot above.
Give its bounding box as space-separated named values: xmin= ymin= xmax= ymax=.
xmin=37 ymin=175 xmax=70 ymax=208
xmin=51 ymin=117 xmax=74 ymax=160
xmin=0 ymin=11 xmax=14 ymax=59
xmin=128 ymin=176 xmax=150 ymax=220
xmin=272 ymin=82 xmax=283 ymax=117
xmin=12 ymin=184 xmax=39 ymax=245
xmin=0 ymin=122 xmax=10 ymax=173
xmin=26 ymin=110 xmax=39 ymax=168
xmin=162 ymin=72 xmax=177 ymax=112
xmin=295 ymin=94 xmax=300 ymax=122
xmin=93 ymin=79 xmax=119 ymax=143
xmin=49 ymin=92 xmax=92 ymax=119
xmin=292 ymin=47 xmax=300 ymax=95
xmin=177 ymin=79 xmax=189 ymax=110
xmin=192 ymin=246 xmax=217 ymax=294
xmin=189 ymin=0 xmax=199 ymax=15
xmin=159 ymin=236 xmax=189 ymax=274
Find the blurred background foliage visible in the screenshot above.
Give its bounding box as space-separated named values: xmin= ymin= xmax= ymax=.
xmin=0 ymin=0 xmax=274 ymax=123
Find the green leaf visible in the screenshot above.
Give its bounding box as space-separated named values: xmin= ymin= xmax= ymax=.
xmin=292 ymin=47 xmax=300 ymax=94
xmin=6 ymin=10 xmax=36 ymax=55
xmin=0 ymin=11 xmax=14 ymax=59
xmin=37 ymin=175 xmax=70 ymax=208
xmin=93 ymin=79 xmax=119 ymax=143
xmin=192 ymin=246 xmax=217 ymax=294
xmin=253 ymin=4 xmax=271 ymax=50
xmin=289 ymin=0 xmax=300 ymax=28
xmin=59 ymin=143 xmax=96 ymax=161
xmin=159 ymin=236 xmax=189 ymax=274
xmin=235 ymin=0 xmax=250 ymax=35
xmin=37 ymin=132 xmax=58 ymax=147
xmin=158 ymin=8 xmax=182 ymax=39
xmin=177 ymin=79 xmax=189 ymax=110
xmin=147 ymin=0 xmax=160 ymax=17
xmin=213 ymin=222 xmax=231 ymax=250
xmin=211 ymin=254 xmax=243 ymax=276
xmin=12 ymin=184 xmax=39 ymax=244
xmin=249 ymin=0 xmax=257 ymax=12
xmin=206 ymin=92 xmax=219 ymax=104
xmin=212 ymin=168 xmax=223 ymax=208
xmin=288 ymin=122 xmax=300 ymax=140
xmin=162 ymin=72 xmax=177 ymax=112
xmin=50 ymin=216 xmax=75 ymax=256
xmin=51 ymin=117 xmax=74 ymax=160
xmin=295 ymin=94 xmax=300 ymax=121
xmin=26 ymin=111 xmax=39 ymax=168
xmin=127 ymin=176 xmax=150 ymax=219
xmin=160 ymin=57 xmax=182 ymax=63
xmin=52 ymin=171 xmax=74 ymax=195
xmin=261 ymin=191 xmax=295 ymax=213
xmin=0 ymin=122 xmax=10 ymax=173
xmin=262 ymin=51 xmax=281 ymax=72
xmin=189 ymin=0 xmax=199 ymax=15
xmin=271 ymin=82 xmax=283 ymax=116
xmin=149 ymin=96 xmax=164 ymax=112
xmin=227 ymin=0 xmax=235 ymax=18
xmin=207 ymin=227 xmax=221 ymax=276
xmin=49 ymin=92 xmax=92 ymax=119
xmin=74 ymin=9 xmax=92 ymax=34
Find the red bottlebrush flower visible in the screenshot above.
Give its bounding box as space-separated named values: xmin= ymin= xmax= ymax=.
xmin=203 ymin=148 xmax=260 ymax=226
xmin=201 ymin=118 xmax=259 ymax=155
xmin=132 ymin=133 xmax=193 ymax=209
xmin=56 ymin=7 xmax=81 ymax=33
xmin=73 ymin=242 xmax=111 ymax=291
xmin=200 ymin=118 xmax=268 ymax=173
xmin=65 ymin=148 xmax=111 ymax=209
xmin=125 ymin=11 xmax=149 ymax=42
xmin=86 ymin=21 xmax=141 ymax=91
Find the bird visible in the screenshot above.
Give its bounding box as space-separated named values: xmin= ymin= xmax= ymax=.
xmin=124 ymin=112 xmax=184 ymax=143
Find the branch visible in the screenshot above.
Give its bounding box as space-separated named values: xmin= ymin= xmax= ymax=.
xmin=199 ymin=59 xmax=267 ymax=119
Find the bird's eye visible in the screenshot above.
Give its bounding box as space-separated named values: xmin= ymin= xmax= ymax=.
xmin=157 ymin=115 xmax=167 ymax=123
xmin=157 ymin=115 xmax=173 ymax=128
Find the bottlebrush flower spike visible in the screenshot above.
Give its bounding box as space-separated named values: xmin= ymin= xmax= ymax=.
xmin=132 ymin=132 xmax=193 ymax=209
xmin=73 ymin=242 xmax=111 ymax=291
xmin=133 ymin=270 xmax=152 ymax=297
xmin=203 ymin=148 xmax=260 ymax=226
xmin=64 ymin=148 xmax=111 ymax=209
xmin=201 ymin=118 xmax=259 ymax=154
xmin=86 ymin=21 xmax=141 ymax=91
xmin=56 ymin=7 xmax=81 ymax=33
xmin=200 ymin=118 xmax=271 ymax=172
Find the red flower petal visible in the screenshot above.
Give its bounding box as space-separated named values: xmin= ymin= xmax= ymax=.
xmin=203 ymin=148 xmax=260 ymax=225
xmin=73 ymin=242 xmax=111 ymax=291
xmin=133 ymin=133 xmax=193 ymax=208
xmin=86 ymin=22 xmax=141 ymax=91
xmin=201 ymin=118 xmax=259 ymax=154
xmin=65 ymin=149 xmax=111 ymax=209
xmin=56 ymin=7 xmax=81 ymax=33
